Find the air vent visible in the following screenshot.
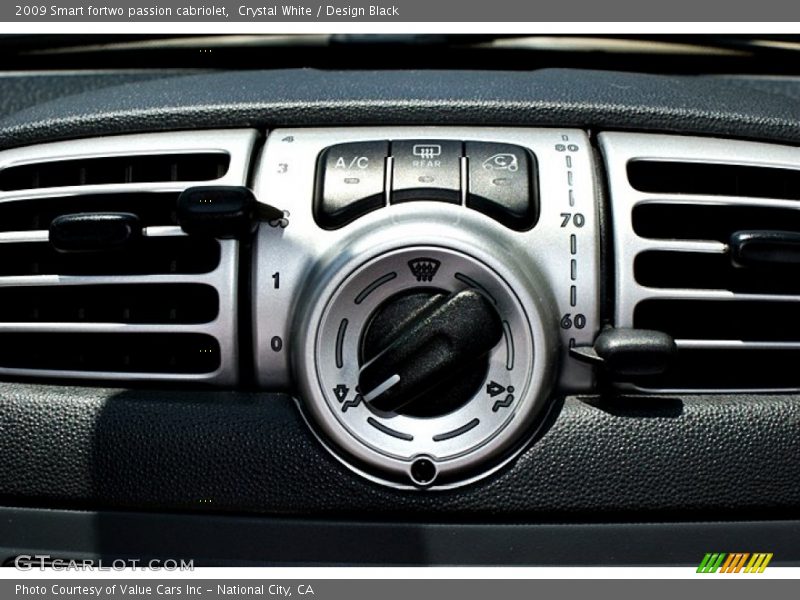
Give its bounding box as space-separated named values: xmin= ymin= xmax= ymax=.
xmin=0 ymin=238 xmax=220 ymax=277
xmin=601 ymin=132 xmax=800 ymax=391
xmin=0 ymin=192 xmax=180 ymax=231
xmin=0 ymin=333 xmax=221 ymax=374
xmin=627 ymin=160 xmax=800 ymax=200
xmin=0 ymin=130 xmax=258 ymax=385
xmin=0 ymin=153 xmax=229 ymax=192
xmin=0 ymin=284 xmax=218 ymax=323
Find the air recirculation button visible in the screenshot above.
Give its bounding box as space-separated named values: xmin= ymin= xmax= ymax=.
xmin=465 ymin=142 xmax=538 ymax=231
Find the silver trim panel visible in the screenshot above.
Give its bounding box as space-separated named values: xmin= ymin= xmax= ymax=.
xmin=0 ymin=225 xmax=187 ymax=243
xmin=676 ymin=340 xmax=800 ymax=349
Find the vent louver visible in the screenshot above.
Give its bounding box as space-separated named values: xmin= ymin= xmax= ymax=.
xmin=0 ymin=153 xmax=230 ymax=192
xmin=601 ymin=132 xmax=800 ymax=391
xmin=0 ymin=130 xmax=257 ymax=385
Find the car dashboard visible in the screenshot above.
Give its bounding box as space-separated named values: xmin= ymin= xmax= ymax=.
xmin=0 ymin=36 xmax=799 ymax=566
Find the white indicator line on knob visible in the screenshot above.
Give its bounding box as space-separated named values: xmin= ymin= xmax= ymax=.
xmin=362 ymin=374 xmax=401 ymax=404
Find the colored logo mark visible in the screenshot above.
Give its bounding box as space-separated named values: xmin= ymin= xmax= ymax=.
xmin=697 ymin=552 xmax=773 ymax=573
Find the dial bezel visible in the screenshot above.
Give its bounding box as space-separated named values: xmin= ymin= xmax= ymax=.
xmin=293 ymin=217 xmax=558 ymax=489
xmin=317 ymin=246 xmax=533 ymax=464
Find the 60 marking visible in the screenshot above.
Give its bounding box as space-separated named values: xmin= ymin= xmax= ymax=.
xmin=560 ymin=313 xmax=587 ymax=330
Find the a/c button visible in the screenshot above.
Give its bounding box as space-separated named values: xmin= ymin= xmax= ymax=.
xmin=314 ymin=141 xmax=388 ymax=229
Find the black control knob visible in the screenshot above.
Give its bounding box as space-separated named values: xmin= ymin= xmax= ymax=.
xmin=359 ymin=289 xmax=503 ymax=415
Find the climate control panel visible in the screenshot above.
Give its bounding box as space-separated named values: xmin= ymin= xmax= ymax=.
xmin=252 ymin=127 xmax=600 ymax=489
xmin=315 ymin=139 xmax=537 ymax=230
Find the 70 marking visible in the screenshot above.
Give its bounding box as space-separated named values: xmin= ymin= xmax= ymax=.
xmin=560 ymin=212 xmax=585 ymax=228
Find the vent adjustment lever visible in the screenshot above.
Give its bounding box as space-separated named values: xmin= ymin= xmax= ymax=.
xmin=49 ymin=212 xmax=142 ymax=253
xmin=177 ymin=186 xmax=283 ymax=239
xmin=570 ymin=328 xmax=676 ymax=379
xmin=730 ymin=230 xmax=800 ymax=268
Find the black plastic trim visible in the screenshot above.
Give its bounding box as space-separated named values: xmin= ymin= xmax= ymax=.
xmin=1 ymin=507 xmax=799 ymax=566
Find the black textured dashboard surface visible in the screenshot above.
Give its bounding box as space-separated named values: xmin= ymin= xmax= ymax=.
xmin=2 ymin=69 xmax=800 ymax=150
xmin=1 ymin=384 xmax=798 ymax=519
xmin=0 ymin=70 xmax=191 ymax=120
